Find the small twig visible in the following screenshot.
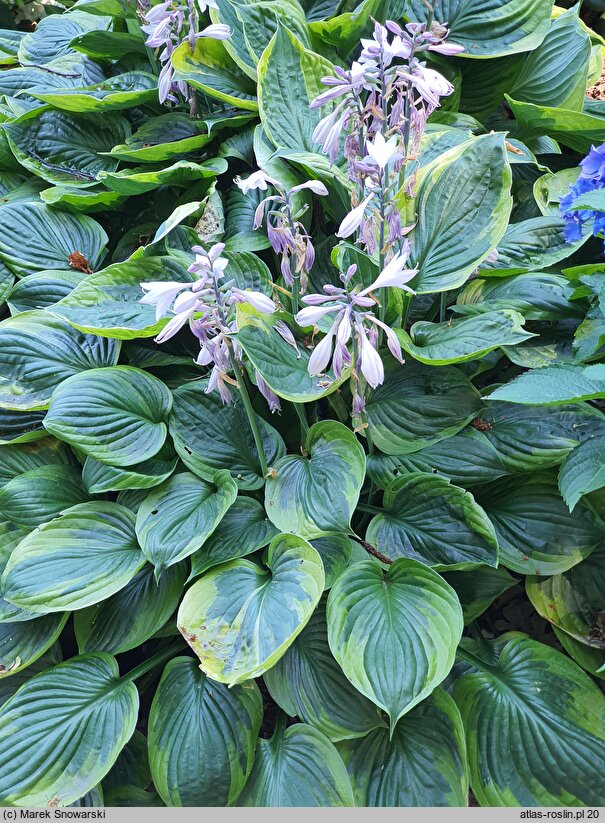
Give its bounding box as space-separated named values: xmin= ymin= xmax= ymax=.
xmin=350 ymin=533 xmax=392 ymax=564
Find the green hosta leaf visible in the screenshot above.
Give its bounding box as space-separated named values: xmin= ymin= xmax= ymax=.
xmin=108 ymin=117 xmax=214 ymax=164
xmin=0 ymin=518 xmax=30 ymax=623
xmin=0 ymin=653 xmax=138 ymax=806
xmin=0 ymin=614 xmax=67 ymax=678
xmin=340 ymin=689 xmax=468 ymax=806
xmin=509 ymin=9 xmax=590 ymax=110
xmin=0 ymin=437 xmax=74 ymax=487
xmin=74 ymin=562 xmax=187 ymax=654
xmin=559 ymin=436 xmax=605 ymax=511
xmin=487 ymin=363 xmax=605 ymax=405
xmin=265 ymin=421 xmax=365 ymax=539
xmin=454 ymin=635 xmax=605 ymax=806
xmin=70 ymin=29 xmax=146 ymax=60
xmin=32 ymin=72 xmax=157 ymax=113
xmin=570 ymin=189 xmax=605 ymax=212
xmin=40 ymin=185 xmax=129 ymax=214
xmin=190 ymin=496 xmax=278 ymax=578
xmin=0 ymin=409 xmax=46 ymax=445
xmin=212 ymin=0 xmax=310 ymax=78
xmin=17 ymin=11 xmax=110 ymax=64
xmin=44 ymin=366 xmax=172 ymax=467
xmin=98 ymin=158 xmax=227 ymax=196
xmin=0 ymin=312 xmax=119 ymax=411
xmin=309 ymin=535 xmax=352 ymax=589
xmin=7 ymin=271 xmax=83 ymax=314
xmin=238 ymin=722 xmax=354 ymax=807
xmin=148 ymin=657 xmax=262 ymax=806
xmin=102 ymin=729 xmax=149 ymax=794
xmin=82 ymin=444 xmax=179 ymax=494
xmin=397 ymin=310 xmax=533 ymax=365
xmin=258 ymin=24 xmax=335 ymax=152
xmin=0 ymin=203 xmax=107 ymax=278
xmin=0 ymin=465 xmax=87 ymax=530
xmin=409 ymin=134 xmax=512 ymax=293
xmin=264 ymin=600 xmax=385 ymax=742
xmin=0 ymin=30 xmax=23 ymax=64
xmin=553 ymin=626 xmax=605 ymax=681
xmin=400 ymin=0 xmax=552 ymax=57
xmin=365 ymin=363 xmax=482 ymax=455
xmin=172 ymin=38 xmax=258 ymax=111
xmin=0 ymin=645 xmax=61 ymax=709
xmin=327 ymin=559 xmax=463 ymax=730
xmin=2 ymin=502 xmax=144 ymax=614
xmin=366 ymin=473 xmax=498 ymax=570
xmin=50 ymin=255 xmax=195 ymax=339
xmin=509 ymin=96 xmax=605 ymax=154
xmin=478 ymin=473 xmax=601 ymax=575
xmin=481 ymin=216 xmax=588 ymax=273
xmin=169 ymin=381 xmax=284 ymax=490
xmin=178 ymin=533 xmax=324 ymax=684
xmin=235 ymin=307 xmax=346 ymax=402
xmin=444 ymin=566 xmax=518 ymax=623
xmin=136 ymin=471 xmax=237 ymax=574
xmin=456 ymin=272 xmax=582 ymax=321
xmin=4 ymin=109 xmax=130 ymax=186
xmin=526 ymin=545 xmax=605 ymax=650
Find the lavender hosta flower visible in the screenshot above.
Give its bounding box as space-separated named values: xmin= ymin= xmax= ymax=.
xmin=236 ymin=171 xmax=327 ymax=292
xmin=397 ymin=63 xmax=454 ymax=109
xmin=365 ymin=132 xmax=402 ymax=170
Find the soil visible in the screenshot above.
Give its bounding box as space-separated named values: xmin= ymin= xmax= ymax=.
xmin=587 ymin=62 xmax=605 ymax=101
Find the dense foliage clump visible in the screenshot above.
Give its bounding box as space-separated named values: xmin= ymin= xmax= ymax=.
xmin=0 ymin=0 xmax=604 ymax=808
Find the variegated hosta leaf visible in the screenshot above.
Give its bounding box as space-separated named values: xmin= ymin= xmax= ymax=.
xmin=526 ymin=544 xmax=605 ymax=650
xmin=189 ymin=496 xmax=278 ymax=579
xmin=0 ymin=464 xmax=88 ymax=529
xmin=44 ymin=366 xmax=172 ymax=467
xmin=238 ymin=722 xmax=354 ymax=807
xmin=178 ymin=533 xmax=324 ymax=684
xmin=0 ymin=654 xmax=138 ymax=806
xmin=264 ymin=600 xmax=386 ymax=742
xmin=169 ymin=381 xmax=285 ymax=490
xmin=454 ymin=634 xmax=605 ymax=806
xmin=327 ymin=558 xmax=463 ymax=730
xmin=0 ymin=437 xmax=74 ymax=488
xmin=135 ymin=471 xmax=238 ymax=575
xmin=2 ymin=502 xmax=145 ymax=614
xmin=264 ymin=421 xmax=366 ymax=539
xmin=365 ymin=472 xmax=499 ymax=570
xmin=148 ymin=658 xmax=263 ymax=806
xmin=74 ymin=562 xmax=187 ymax=655
xmin=340 ymin=689 xmax=468 ymax=806
xmin=0 ymin=311 xmax=119 ymax=411
xmin=0 ymin=613 xmax=68 ymax=677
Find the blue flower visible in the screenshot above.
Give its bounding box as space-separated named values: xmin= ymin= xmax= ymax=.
xmin=560 ymin=143 xmax=605 ymax=247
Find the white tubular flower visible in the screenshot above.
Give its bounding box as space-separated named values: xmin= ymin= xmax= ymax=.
xmin=357 ymin=324 xmax=384 ymax=388
xmin=230 ymin=288 xmax=276 ymax=314
xmin=307 ymin=320 xmax=338 ymax=375
xmin=234 ymin=170 xmax=280 ymax=194
xmin=336 ymin=192 xmax=374 ymax=238
xmin=359 ymin=250 xmax=417 ymax=295
xmin=290 ymin=180 xmax=329 ymax=196
xmin=365 ymin=132 xmax=402 ymax=170
xmin=295 ymin=304 xmax=339 ymax=326
xmin=399 ymin=64 xmax=454 ymax=108
xmin=140 ymin=281 xmax=191 ymax=320
xmin=197 ymin=23 xmax=231 ymax=39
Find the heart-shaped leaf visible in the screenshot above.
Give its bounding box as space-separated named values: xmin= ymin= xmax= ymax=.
xmin=169 ymin=381 xmax=284 ymax=490
xmin=340 ymin=689 xmax=468 ymax=806
xmin=189 ymin=496 xmax=279 ymax=578
xmin=454 ymin=634 xmax=605 ymax=806
xmin=135 ymin=471 xmax=238 ymax=575
xmin=477 ymin=473 xmax=601 ymax=575
xmin=2 ymin=502 xmax=145 ymax=613
xmin=74 ymin=561 xmax=187 ymax=655
xmin=526 ymin=545 xmax=605 ymax=649
xmin=148 ymin=657 xmax=262 ymax=806
xmin=0 ymin=312 xmax=119 ymax=411
xmin=327 ymin=558 xmax=463 ymax=730
xmin=265 ymin=421 xmax=366 ymax=539
xmin=365 ymin=473 xmax=499 ymax=570
xmin=0 ymin=465 xmax=88 ymax=529
xmin=238 ymin=722 xmax=354 ymax=807
xmin=0 ymin=613 xmax=68 ymax=678
xmin=178 ymin=533 xmax=324 ymax=684
xmin=264 ymin=600 xmax=385 ymax=742
xmin=0 ymin=653 xmax=138 ymax=806
xmin=365 ymin=363 xmax=482 ymax=455
xmin=44 ymin=366 xmax=172 ymax=467
xmin=0 ymin=202 xmax=107 ymax=278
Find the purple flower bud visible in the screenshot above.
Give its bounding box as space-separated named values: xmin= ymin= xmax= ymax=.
xmin=255 ymin=369 xmax=281 ymax=413
xmin=280 ymin=254 xmax=293 ymax=286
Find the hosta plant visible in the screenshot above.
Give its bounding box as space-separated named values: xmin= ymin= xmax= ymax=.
xmin=0 ymin=0 xmax=604 ymax=809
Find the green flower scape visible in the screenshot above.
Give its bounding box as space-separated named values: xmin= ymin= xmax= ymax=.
xmin=0 ymin=0 xmax=604 ymax=809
